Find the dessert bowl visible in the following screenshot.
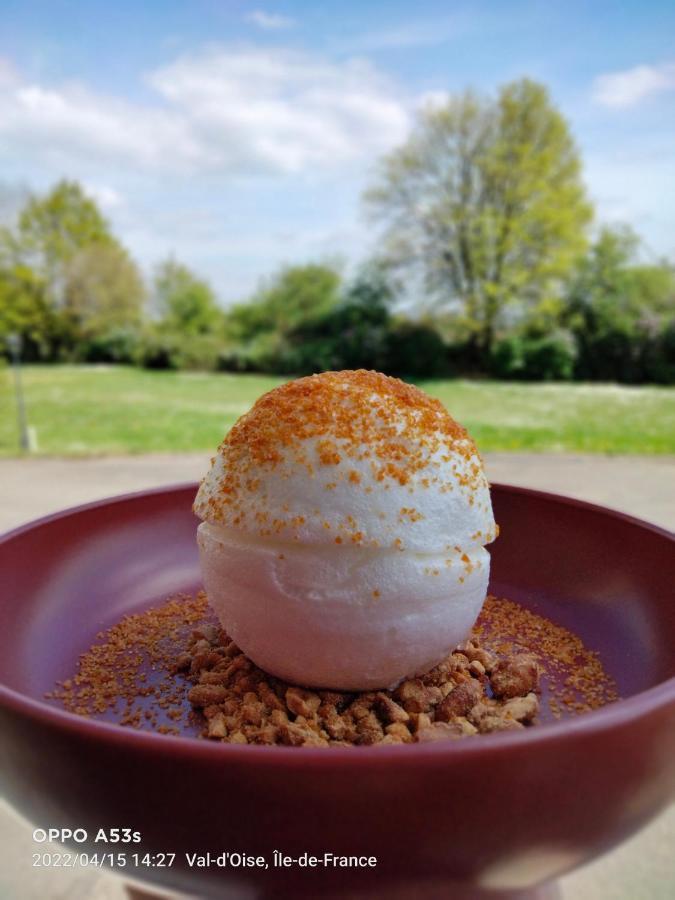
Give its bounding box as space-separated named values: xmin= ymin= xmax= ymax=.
xmin=0 ymin=483 xmax=673 ymax=900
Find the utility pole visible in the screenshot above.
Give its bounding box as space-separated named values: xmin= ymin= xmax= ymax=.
xmin=6 ymin=333 xmax=31 ymax=452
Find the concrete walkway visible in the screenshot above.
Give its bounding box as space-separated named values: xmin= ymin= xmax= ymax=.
xmin=0 ymin=453 xmax=673 ymax=900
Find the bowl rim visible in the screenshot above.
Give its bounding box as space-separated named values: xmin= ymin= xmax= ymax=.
xmin=1 ymin=481 xmax=673 ymax=768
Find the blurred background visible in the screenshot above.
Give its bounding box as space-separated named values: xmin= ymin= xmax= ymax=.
xmin=0 ymin=0 xmax=674 ymax=461
xmin=0 ymin=2 xmax=673 ymax=899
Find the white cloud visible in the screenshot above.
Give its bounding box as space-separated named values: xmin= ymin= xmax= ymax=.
xmin=0 ymin=47 xmax=410 ymax=177
xmin=149 ymin=48 xmax=410 ymax=173
xmin=83 ymin=183 xmax=125 ymax=209
xmin=246 ymin=10 xmax=295 ymax=30
xmin=341 ymin=17 xmax=463 ymax=52
xmin=1 ymin=82 xmax=204 ymax=172
xmin=592 ymin=62 xmax=675 ymax=108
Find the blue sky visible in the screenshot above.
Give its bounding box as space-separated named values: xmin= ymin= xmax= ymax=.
xmin=1 ymin=0 xmax=674 ymax=302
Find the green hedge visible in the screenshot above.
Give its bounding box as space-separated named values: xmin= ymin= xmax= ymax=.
xmin=138 ymin=333 xmax=224 ymax=371
xmin=21 ymin=313 xmax=672 ymax=384
xmin=490 ymin=333 xmax=577 ymax=381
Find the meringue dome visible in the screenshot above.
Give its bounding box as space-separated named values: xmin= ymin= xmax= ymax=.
xmin=194 ymin=370 xmax=497 ymax=690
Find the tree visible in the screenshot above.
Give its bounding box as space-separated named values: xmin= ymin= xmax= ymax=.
xmin=0 ymin=180 xmax=141 ymax=358
xmin=10 ymin=180 xmax=114 ymax=302
xmin=0 ymin=264 xmax=56 ymax=360
xmin=63 ymin=243 xmax=146 ymax=338
xmin=225 ymin=263 xmax=341 ymax=343
xmin=564 ymin=226 xmax=675 ymax=381
xmin=154 ymin=258 xmax=221 ymax=335
xmin=283 ymin=268 xmax=392 ymax=373
xmin=365 ymin=79 xmax=593 ymax=358
xmin=566 ymin=226 xmax=675 ymax=327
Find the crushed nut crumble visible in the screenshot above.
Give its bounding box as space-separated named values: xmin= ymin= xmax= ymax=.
xmin=48 ymin=593 xmax=619 ymax=746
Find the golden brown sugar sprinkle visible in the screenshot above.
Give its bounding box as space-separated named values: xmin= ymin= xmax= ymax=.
xmin=473 ymin=598 xmax=620 ymax=718
xmin=46 ymin=595 xmax=208 ymax=733
xmin=224 ymin=370 xmax=472 ymax=475
xmin=48 ymin=594 xmax=619 ymax=746
xmin=194 ymin=371 xmax=491 ymax=542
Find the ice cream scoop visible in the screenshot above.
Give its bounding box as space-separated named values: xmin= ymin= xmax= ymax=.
xmin=194 ymin=370 xmax=497 ymax=690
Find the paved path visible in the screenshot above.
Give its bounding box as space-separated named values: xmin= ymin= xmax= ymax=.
xmin=0 ymin=453 xmax=673 ymax=899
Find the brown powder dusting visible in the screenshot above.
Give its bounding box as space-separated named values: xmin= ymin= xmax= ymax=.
xmin=474 ymin=597 xmax=620 ymax=716
xmin=47 ymin=593 xmax=209 ymax=734
xmin=48 ymin=593 xmax=619 ymax=745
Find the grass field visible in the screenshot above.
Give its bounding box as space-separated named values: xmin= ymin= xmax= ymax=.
xmin=1 ymin=365 xmax=674 ymax=456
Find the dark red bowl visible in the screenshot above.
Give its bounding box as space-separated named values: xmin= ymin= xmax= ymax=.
xmin=0 ymin=484 xmax=673 ymax=900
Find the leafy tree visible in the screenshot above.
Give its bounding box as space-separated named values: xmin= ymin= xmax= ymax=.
xmin=365 ymin=79 xmax=593 ymax=359
xmin=0 ymin=264 xmax=57 ymax=360
xmin=589 ymin=229 xmax=675 ymax=326
xmin=342 ymin=264 xmax=395 ymax=310
xmin=63 ymin=243 xmax=146 ymax=339
xmin=283 ymin=269 xmax=391 ymax=373
xmin=225 ymin=263 xmax=341 ymax=343
xmin=0 ymin=180 xmax=135 ymax=357
xmin=241 ymin=266 xmax=449 ymax=378
xmin=385 ymin=320 xmax=448 ymax=377
xmin=8 ymin=180 xmax=114 ymax=302
xmin=564 ymin=226 xmax=675 ymax=381
xmin=566 ymin=226 xmax=637 ymax=321
xmin=154 ymin=258 xmax=221 ymax=335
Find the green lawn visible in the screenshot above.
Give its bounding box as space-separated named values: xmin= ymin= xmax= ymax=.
xmin=1 ymin=365 xmax=674 ymax=456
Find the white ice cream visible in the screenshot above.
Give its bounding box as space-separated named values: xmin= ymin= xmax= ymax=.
xmin=194 ymin=370 xmax=497 ymax=690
